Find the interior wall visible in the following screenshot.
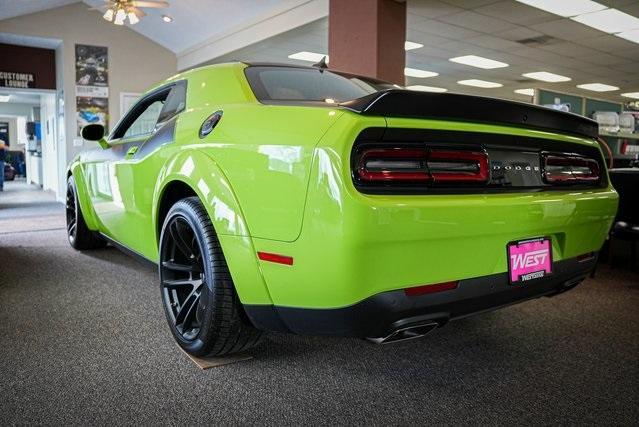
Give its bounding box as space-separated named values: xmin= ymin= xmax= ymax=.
xmin=0 ymin=116 xmax=18 ymax=147
xmin=40 ymin=93 xmax=58 ymax=193
xmin=0 ymin=2 xmax=177 ymax=198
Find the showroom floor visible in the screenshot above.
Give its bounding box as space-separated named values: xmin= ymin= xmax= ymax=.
xmin=1 ymin=180 xmax=638 ymax=425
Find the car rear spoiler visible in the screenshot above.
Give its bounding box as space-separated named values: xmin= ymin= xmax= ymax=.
xmin=340 ymin=89 xmax=599 ymax=140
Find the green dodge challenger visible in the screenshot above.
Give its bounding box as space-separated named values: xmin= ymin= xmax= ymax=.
xmin=68 ymin=62 xmax=618 ymax=356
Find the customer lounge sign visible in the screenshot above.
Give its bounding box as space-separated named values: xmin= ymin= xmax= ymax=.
xmin=0 ymin=71 xmax=36 ymax=89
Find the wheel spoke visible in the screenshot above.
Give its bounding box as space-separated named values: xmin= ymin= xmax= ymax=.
xmin=174 ymin=288 xmax=199 ymax=328
xmin=162 ymin=260 xmax=200 ymax=273
xmin=162 ymin=278 xmax=202 ymax=288
xmin=170 ymin=220 xmax=195 ymax=259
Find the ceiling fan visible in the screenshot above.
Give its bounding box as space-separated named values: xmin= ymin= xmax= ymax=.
xmin=94 ymin=0 xmax=169 ymax=25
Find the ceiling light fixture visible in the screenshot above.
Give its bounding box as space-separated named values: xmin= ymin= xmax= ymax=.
xmin=457 ymin=79 xmax=503 ymax=88
xmin=515 ymin=0 xmax=606 ymax=18
xmin=616 ymin=29 xmax=639 ymax=43
xmin=522 ymin=71 xmax=571 ymax=82
xmin=449 ymin=55 xmax=509 ymax=69
xmin=288 ymin=51 xmax=328 ymax=62
xmin=571 ymin=8 xmax=639 ymax=33
xmin=100 ymin=1 xmax=169 ymax=26
xmin=405 ymin=41 xmax=424 ymax=51
xmin=514 ymin=88 xmax=535 ymax=96
xmin=162 ymin=14 xmax=173 ymax=23
xmin=103 ymin=8 xmax=115 ymax=21
xmin=404 ymin=67 xmax=438 ymax=78
xmin=406 ymin=85 xmax=448 ymax=93
xmin=621 ymin=92 xmax=639 ymax=99
xmin=0 ymin=94 xmax=10 ymax=102
xmin=114 ymin=8 xmax=126 ymax=25
xmin=577 ymin=83 xmax=619 ymax=92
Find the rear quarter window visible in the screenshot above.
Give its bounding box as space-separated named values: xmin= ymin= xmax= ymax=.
xmin=245 ymin=66 xmax=385 ymax=103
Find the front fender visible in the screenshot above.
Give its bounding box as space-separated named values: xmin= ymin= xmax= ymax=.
xmin=153 ymin=149 xmax=273 ymax=305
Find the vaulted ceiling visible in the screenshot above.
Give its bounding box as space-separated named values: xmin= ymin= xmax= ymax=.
xmin=1 ymin=0 xmax=638 ymax=103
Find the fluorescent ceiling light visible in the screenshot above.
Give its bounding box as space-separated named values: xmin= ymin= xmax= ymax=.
xmin=405 ymin=41 xmax=423 ymax=51
xmin=621 ymin=92 xmax=639 ymax=99
xmin=406 ymin=85 xmax=447 ymax=93
xmin=522 ymin=71 xmax=571 ymax=82
xmin=514 ymin=88 xmax=535 ymax=96
xmin=571 ymin=8 xmax=639 ymax=33
xmin=457 ymin=79 xmax=503 ymax=88
xmin=0 ymin=94 xmax=10 ymax=102
xmin=617 ymin=29 xmax=639 ymax=44
xmin=515 ymin=0 xmax=606 ymax=18
xmin=577 ymin=83 xmax=619 ymax=92
xmin=449 ymin=55 xmax=508 ymax=69
xmin=288 ymin=51 xmax=328 ymax=62
xmin=404 ymin=67 xmax=438 ymax=78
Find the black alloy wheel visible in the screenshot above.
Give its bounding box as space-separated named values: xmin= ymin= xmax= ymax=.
xmin=66 ymin=181 xmax=78 ymax=245
xmin=65 ymin=176 xmax=105 ymax=250
xmin=160 ymin=216 xmax=207 ymax=342
xmin=159 ymin=197 xmax=263 ymax=356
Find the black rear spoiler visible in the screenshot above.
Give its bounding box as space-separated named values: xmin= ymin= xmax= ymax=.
xmin=340 ymin=89 xmax=599 ymax=140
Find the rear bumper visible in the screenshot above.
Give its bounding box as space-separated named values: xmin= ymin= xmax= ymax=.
xmin=244 ymin=254 xmax=596 ymax=338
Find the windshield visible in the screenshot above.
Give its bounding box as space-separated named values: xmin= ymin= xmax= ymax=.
xmin=244 ymin=66 xmax=396 ymax=103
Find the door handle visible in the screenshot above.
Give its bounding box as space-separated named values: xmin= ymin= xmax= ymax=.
xmin=125 ymin=146 xmax=138 ymax=159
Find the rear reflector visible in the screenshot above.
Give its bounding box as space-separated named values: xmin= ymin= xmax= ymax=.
xmin=404 ymin=281 xmax=458 ymax=297
xmin=576 ymin=252 xmax=596 ymax=263
xmin=543 ymin=154 xmax=600 ymax=184
xmin=356 ymin=147 xmax=489 ymax=184
xmin=257 ymin=252 xmax=294 ymax=265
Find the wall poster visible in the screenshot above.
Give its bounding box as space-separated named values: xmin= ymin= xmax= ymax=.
xmin=75 ymin=44 xmax=109 ymax=136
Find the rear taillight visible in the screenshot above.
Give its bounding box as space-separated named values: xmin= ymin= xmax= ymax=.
xmin=356 ymin=147 xmax=489 ymax=185
xmin=543 ymin=153 xmax=600 ymax=184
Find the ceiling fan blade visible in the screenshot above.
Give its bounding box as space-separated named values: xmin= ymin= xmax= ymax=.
xmin=130 ymin=7 xmax=147 ymax=18
xmin=130 ymin=1 xmax=169 ymax=8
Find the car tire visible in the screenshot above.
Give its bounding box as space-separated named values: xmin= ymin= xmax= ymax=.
xmin=66 ymin=176 xmax=107 ymax=250
xmin=159 ymin=197 xmax=263 ymax=356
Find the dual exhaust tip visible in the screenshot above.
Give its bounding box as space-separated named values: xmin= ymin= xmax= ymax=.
xmin=368 ymin=321 xmax=439 ymax=344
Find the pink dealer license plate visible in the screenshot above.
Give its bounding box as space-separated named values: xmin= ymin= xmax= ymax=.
xmin=507 ymin=237 xmax=553 ymax=284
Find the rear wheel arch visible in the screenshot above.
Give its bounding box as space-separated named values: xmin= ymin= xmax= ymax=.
xmin=153 ymin=152 xmax=274 ymax=306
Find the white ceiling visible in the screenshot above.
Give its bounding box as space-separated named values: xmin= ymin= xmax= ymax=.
xmin=211 ymin=0 xmax=639 ymax=103
xmin=81 ymin=0 xmax=305 ymax=53
xmin=0 ymin=0 xmax=78 ymax=21
xmin=0 ymin=91 xmax=42 ymax=105
xmin=1 ymin=0 xmax=638 ymax=104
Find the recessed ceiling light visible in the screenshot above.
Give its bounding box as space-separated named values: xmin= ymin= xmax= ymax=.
xmin=457 ymin=79 xmax=503 ymax=88
xmin=615 ymin=29 xmax=639 ymax=44
xmin=405 ymin=41 xmax=423 ymax=51
xmin=406 ymin=85 xmax=447 ymax=93
xmin=162 ymin=15 xmax=173 ymax=23
xmin=404 ymin=67 xmax=438 ymax=78
xmin=0 ymin=94 xmax=10 ymax=102
xmin=288 ymin=51 xmax=328 ymax=62
xmin=621 ymin=92 xmax=639 ymax=99
xmin=514 ymin=88 xmax=535 ymax=96
xmin=449 ymin=55 xmax=509 ymax=69
xmin=571 ymin=8 xmax=639 ymax=33
xmin=515 ymin=0 xmax=606 ymax=17
xmin=577 ymin=83 xmax=619 ymax=92
xmin=522 ymin=71 xmax=571 ymax=82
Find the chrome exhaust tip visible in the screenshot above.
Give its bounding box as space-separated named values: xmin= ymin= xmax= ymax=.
xmin=367 ymin=321 xmax=439 ymax=344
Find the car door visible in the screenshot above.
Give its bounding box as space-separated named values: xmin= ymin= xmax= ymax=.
xmin=86 ymin=81 xmax=186 ymax=256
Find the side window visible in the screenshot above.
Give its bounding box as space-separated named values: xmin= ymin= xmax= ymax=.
xmin=122 ymin=100 xmax=165 ymax=139
xmin=157 ymin=82 xmax=187 ymax=124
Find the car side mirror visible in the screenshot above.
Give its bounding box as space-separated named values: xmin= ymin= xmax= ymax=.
xmin=81 ymin=124 xmax=109 ymax=149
